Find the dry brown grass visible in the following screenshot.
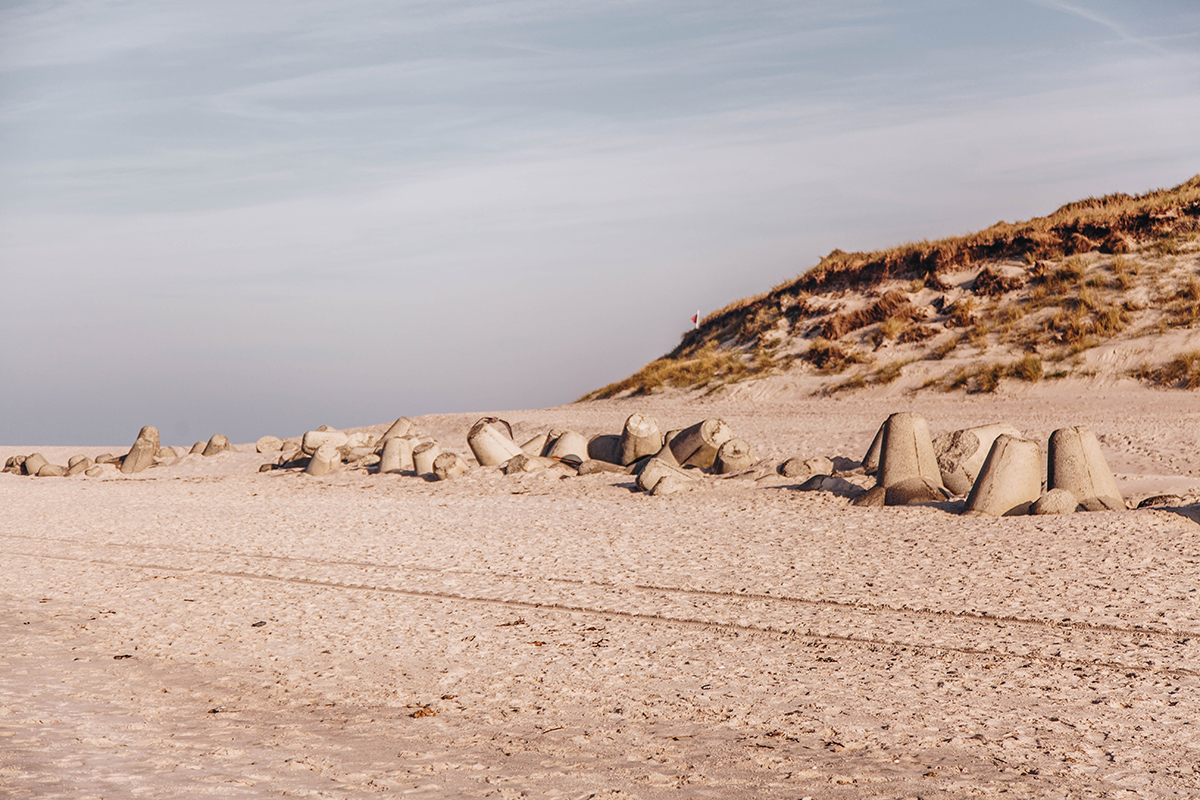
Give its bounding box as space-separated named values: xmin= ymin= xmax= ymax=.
xmin=798 ymin=338 xmax=863 ymax=374
xmin=1132 ymin=352 xmax=1200 ymax=389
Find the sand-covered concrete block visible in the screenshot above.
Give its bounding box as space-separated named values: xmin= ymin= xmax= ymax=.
xmin=256 ymin=436 xmax=283 ymax=453
xmin=121 ymin=426 xmax=159 ymax=474
xmin=202 ymin=434 xmax=235 ymax=456
xmin=964 ymin=434 xmax=1042 ymax=517
xmin=668 ymin=419 xmax=732 ymax=470
xmin=1048 ymin=426 xmax=1124 ymax=511
xmin=879 ymin=412 xmax=943 ymax=491
xmin=468 ymin=418 xmax=523 ymax=467
xmin=714 ymin=438 xmax=754 ymax=474
xmin=618 ymin=414 xmax=662 ymax=466
xmin=412 ymin=441 xmax=441 ymax=476
xmin=433 ymin=452 xmax=468 ymax=481
xmin=934 ymin=423 xmax=1022 ymax=496
xmin=305 ymin=443 xmax=340 ymax=476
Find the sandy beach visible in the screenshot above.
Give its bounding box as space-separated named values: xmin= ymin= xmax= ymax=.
xmin=3 ymin=386 xmax=1199 ymax=798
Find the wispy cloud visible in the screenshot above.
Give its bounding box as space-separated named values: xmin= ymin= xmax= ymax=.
xmin=1027 ymin=0 xmax=1171 ymax=54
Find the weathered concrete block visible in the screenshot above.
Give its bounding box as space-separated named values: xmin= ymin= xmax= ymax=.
xmin=468 ymin=418 xmax=523 ymax=466
xmin=587 ymin=434 xmax=622 ymax=464
xmin=933 ymin=423 xmax=1022 ymax=496
xmin=412 ymin=441 xmax=441 ymax=476
xmin=189 ymin=441 xmax=206 ymax=455
xmin=1048 ymin=426 xmax=1124 ymax=511
xmin=879 ymin=413 xmax=944 ymax=491
xmin=651 ymin=474 xmax=687 ymax=496
xmin=668 ymin=419 xmax=732 ymax=470
xmin=777 ymin=457 xmax=807 ymax=478
xmin=94 ymin=453 xmax=117 ymax=464
xmin=37 ymin=463 xmax=67 ymax=477
xmin=503 ymin=453 xmax=556 ymax=475
xmin=521 ymin=433 xmax=549 ymax=457
xmin=345 ymin=431 xmax=377 ymax=450
xmin=635 ymin=457 xmax=696 ymax=493
xmin=302 ymin=429 xmax=349 ymax=456
xmin=305 ymin=443 xmax=340 ymax=476
xmin=432 ymin=452 xmax=468 ymax=481
xmin=380 ymin=416 xmax=414 ymax=444
xmin=256 ymin=436 xmax=283 ymax=453
xmin=618 ymin=414 xmax=662 ymax=466
xmin=964 ymin=434 xmax=1042 ymax=517
xmin=4 ymin=455 xmax=27 ymax=474
xmin=121 ymin=426 xmax=160 ymax=474
xmin=546 ymin=430 xmax=589 ymax=463
xmin=379 ymin=436 xmax=415 ymax=473
xmin=84 ymin=465 xmax=105 ymax=477
xmin=714 ymin=439 xmax=754 ymax=474
xmin=862 ymin=423 xmax=885 ymax=475
xmin=202 ymin=434 xmax=235 ymax=457
xmin=1032 ymin=488 xmax=1079 ymax=515
xmin=577 ymin=459 xmax=626 ymax=476
xmin=66 ymin=456 xmax=93 ymax=476
xmin=23 ymin=453 xmax=49 ymax=476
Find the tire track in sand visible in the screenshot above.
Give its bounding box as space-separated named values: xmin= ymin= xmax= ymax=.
xmin=5 ymin=541 xmax=1197 ymax=679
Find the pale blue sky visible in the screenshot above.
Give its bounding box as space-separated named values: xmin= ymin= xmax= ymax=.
xmin=2 ymin=0 xmax=1198 ymax=445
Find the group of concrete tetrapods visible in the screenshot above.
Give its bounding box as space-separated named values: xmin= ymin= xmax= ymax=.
xmin=854 ymin=412 xmax=1125 ymax=516
xmin=3 ymin=412 xmax=1126 ymax=515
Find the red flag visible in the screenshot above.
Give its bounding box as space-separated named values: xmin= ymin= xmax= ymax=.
xmin=690 ymin=312 xmax=698 ymax=325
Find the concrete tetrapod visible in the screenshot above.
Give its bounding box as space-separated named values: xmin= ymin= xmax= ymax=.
xmin=668 ymin=419 xmax=732 ymax=470
xmin=964 ymin=434 xmax=1042 ymax=517
xmin=379 ymin=437 xmax=415 ymax=473
xmin=546 ymin=430 xmax=589 ymax=463
xmin=587 ymin=435 xmax=622 ymax=464
xmin=618 ymin=414 xmax=663 ymax=466
xmin=878 ymin=412 xmax=944 ymax=492
xmin=933 ymin=423 xmax=1022 ymax=496
xmin=189 ymin=442 xmax=206 ymax=455
xmin=432 ymin=452 xmax=468 ymax=481
xmin=202 ymin=434 xmax=235 ymax=456
xmin=412 ymin=441 xmax=441 ymax=476
xmin=635 ymin=456 xmax=696 ymax=493
xmin=379 ymin=416 xmax=414 ymax=444
xmin=66 ymin=456 xmax=93 ymax=476
xmin=121 ymin=426 xmax=160 ymax=474
xmin=714 ymin=439 xmax=754 ymax=474
xmin=1048 ymin=426 xmax=1125 ymax=511
xmin=256 ymin=436 xmax=283 ymax=453
xmin=23 ymin=453 xmax=49 ymax=476
xmin=521 ymin=434 xmax=549 ymax=457
xmin=467 ymin=418 xmax=523 ymax=467
xmin=305 ymin=443 xmax=340 ymax=477
xmin=302 ymin=429 xmax=349 ymax=456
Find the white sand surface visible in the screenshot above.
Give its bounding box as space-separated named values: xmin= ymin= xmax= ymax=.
xmin=3 ymin=387 xmax=1199 ymax=798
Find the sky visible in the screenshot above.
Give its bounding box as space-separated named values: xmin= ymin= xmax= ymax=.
xmin=1 ymin=0 xmax=1198 ymax=446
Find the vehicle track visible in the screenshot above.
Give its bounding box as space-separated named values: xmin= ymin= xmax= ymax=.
xmin=3 ymin=531 xmax=1194 ymax=639
xmin=6 ymin=538 xmax=1198 ymax=679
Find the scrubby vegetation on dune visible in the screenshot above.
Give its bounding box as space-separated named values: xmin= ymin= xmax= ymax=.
xmin=581 ymin=175 xmax=1200 ymax=400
